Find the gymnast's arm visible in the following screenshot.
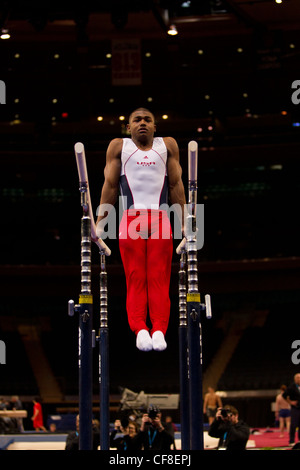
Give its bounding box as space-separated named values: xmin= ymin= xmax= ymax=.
xmin=95 ymin=138 xmax=122 ymax=236
xmin=165 ymin=136 xmax=186 ymax=233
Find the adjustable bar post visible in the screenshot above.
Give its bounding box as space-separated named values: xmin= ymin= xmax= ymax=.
xmin=178 ymin=250 xmax=190 ymax=450
xmin=68 ymin=184 xmax=93 ymax=450
xmin=72 ymin=142 xmax=111 ymax=451
xmin=97 ymin=251 xmax=110 ymax=450
xmin=177 ymin=141 xmax=212 ymax=450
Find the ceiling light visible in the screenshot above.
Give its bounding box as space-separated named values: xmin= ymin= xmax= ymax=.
xmin=97 ymin=116 xmax=103 ymax=121
xmin=270 ymin=164 xmax=283 ymax=170
xmin=1 ymin=29 xmax=10 ymax=40
xmin=168 ymin=24 xmax=178 ymax=36
xmin=162 ymin=114 xmax=169 ymax=120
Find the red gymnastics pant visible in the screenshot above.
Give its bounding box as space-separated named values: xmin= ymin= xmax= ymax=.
xmin=119 ymin=209 xmax=173 ymax=336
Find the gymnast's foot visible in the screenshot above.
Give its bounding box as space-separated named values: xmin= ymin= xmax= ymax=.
xmin=152 ymin=331 xmax=167 ymax=351
xmin=136 ymin=329 xmax=153 ymax=351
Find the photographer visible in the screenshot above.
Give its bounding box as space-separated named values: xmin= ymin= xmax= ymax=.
xmin=136 ymin=406 xmax=174 ymax=450
xmin=110 ymin=418 xmax=141 ymax=451
xmin=208 ymin=406 xmax=250 ymax=450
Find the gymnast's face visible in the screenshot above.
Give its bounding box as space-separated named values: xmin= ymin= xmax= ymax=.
xmin=127 ymin=110 xmax=156 ymax=142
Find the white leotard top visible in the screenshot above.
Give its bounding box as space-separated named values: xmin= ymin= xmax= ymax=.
xmin=119 ymin=137 xmax=168 ymax=210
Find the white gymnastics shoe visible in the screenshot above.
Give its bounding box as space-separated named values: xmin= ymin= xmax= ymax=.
xmin=136 ymin=329 xmax=153 ymax=351
xmin=152 ymin=331 xmax=167 ymax=351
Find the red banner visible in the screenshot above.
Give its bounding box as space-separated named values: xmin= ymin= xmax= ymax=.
xmin=111 ymin=39 xmax=142 ymax=86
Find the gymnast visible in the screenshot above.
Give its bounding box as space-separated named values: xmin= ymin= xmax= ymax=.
xmin=95 ymin=108 xmax=186 ymax=351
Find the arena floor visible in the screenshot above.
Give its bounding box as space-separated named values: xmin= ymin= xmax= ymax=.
xmin=0 ymin=428 xmax=297 ymax=450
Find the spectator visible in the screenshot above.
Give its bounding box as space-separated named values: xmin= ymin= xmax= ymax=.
xmin=65 ymin=415 xmax=99 ymax=450
xmin=135 ymin=406 xmax=174 ymax=450
xmin=164 ymin=415 xmax=178 ymax=438
xmin=208 ymin=405 xmax=250 ymax=450
xmin=0 ymin=397 xmax=11 ymax=433
xmin=275 ymin=385 xmax=291 ymax=437
xmin=10 ymin=395 xmax=24 ymax=432
xmin=110 ymin=418 xmax=141 ymax=451
xmin=282 ymin=373 xmax=300 ymax=445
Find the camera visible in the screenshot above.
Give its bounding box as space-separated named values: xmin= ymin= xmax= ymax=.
xmin=148 ymin=405 xmax=159 ymax=420
xmin=220 ymin=408 xmax=231 ymax=418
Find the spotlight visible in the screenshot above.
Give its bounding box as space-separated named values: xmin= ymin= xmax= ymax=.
xmin=0 ymin=29 xmax=10 ymax=39
xmin=168 ymin=24 xmax=178 ymax=36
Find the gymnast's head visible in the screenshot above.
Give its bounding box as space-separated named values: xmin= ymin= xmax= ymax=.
xmin=128 ymin=107 xmax=156 ymax=125
xmin=127 ymin=108 xmax=157 ymax=141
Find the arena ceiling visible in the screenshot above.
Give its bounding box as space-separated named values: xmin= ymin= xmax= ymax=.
xmin=0 ymin=0 xmax=300 ymax=146
xmin=1 ymin=0 xmax=300 ymax=39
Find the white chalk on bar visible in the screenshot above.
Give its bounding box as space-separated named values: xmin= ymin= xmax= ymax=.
xmin=205 ymin=294 xmax=212 ymax=319
xmin=74 ymin=142 xmax=88 ymax=183
xmin=188 ymin=140 xmax=198 ymax=183
xmin=74 ymin=141 xmax=111 ymax=256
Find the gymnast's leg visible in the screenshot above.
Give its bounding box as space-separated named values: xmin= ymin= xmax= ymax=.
xmin=147 ymin=211 xmax=173 ymax=351
xmin=119 ymin=211 xmax=152 ymax=351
